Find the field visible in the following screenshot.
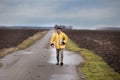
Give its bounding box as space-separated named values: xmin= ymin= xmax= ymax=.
xmin=0 ymin=28 xmax=46 ymax=49
xmin=65 ymin=30 xmax=120 ymax=74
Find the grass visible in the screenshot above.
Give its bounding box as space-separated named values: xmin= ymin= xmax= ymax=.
xmin=66 ymin=38 xmax=120 ymax=80
xmin=17 ymin=31 xmax=46 ymax=50
xmin=0 ymin=31 xmax=47 ymax=58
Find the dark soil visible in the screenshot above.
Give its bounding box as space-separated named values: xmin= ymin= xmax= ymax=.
xmin=0 ymin=28 xmax=46 ymax=49
xmin=65 ymin=30 xmax=120 ymax=74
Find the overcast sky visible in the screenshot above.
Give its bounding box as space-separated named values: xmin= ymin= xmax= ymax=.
xmin=0 ymin=0 xmax=120 ymax=29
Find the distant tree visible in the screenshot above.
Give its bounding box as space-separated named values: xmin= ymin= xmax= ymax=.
xmin=54 ymin=24 xmax=73 ymax=30
xmin=69 ymin=26 xmax=73 ymax=30
xmin=54 ymin=24 xmax=59 ymax=29
xmin=60 ymin=25 xmax=66 ymax=29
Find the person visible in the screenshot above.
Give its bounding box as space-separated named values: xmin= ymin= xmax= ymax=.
xmin=50 ymin=27 xmax=68 ymax=66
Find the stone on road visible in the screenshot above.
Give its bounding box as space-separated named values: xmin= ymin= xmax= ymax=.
xmin=0 ymin=30 xmax=85 ymax=80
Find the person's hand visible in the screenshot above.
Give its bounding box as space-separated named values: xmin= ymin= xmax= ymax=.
xmin=51 ymin=45 xmax=54 ymax=48
xmin=62 ymin=42 xmax=65 ymax=45
xmin=51 ymin=44 xmax=54 ymax=48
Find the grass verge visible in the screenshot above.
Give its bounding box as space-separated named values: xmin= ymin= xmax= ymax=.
xmin=0 ymin=31 xmax=47 ymax=59
xmin=66 ymin=38 xmax=120 ymax=80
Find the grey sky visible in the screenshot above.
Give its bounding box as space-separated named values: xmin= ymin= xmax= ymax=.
xmin=0 ymin=0 xmax=120 ymax=29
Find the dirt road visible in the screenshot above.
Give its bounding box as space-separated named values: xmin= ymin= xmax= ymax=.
xmin=0 ymin=30 xmax=85 ymax=80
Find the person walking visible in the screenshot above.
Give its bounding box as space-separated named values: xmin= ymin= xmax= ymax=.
xmin=50 ymin=27 xmax=68 ymax=66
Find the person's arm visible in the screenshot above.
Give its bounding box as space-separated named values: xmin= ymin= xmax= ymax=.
xmin=50 ymin=34 xmax=55 ymax=46
xmin=62 ymin=33 xmax=68 ymax=45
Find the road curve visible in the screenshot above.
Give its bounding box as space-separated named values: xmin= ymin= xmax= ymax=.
xmin=0 ymin=30 xmax=85 ymax=80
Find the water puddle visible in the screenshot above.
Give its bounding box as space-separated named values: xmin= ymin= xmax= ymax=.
xmin=48 ymin=48 xmax=84 ymax=65
xmin=48 ymin=48 xmax=84 ymax=80
xmin=50 ymin=74 xmax=77 ymax=80
xmin=21 ymin=52 xmax=33 ymax=55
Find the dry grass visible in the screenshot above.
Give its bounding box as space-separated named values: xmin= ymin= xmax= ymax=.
xmin=0 ymin=31 xmax=47 ymax=58
xmin=66 ymin=38 xmax=120 ymax=80
xmin=17 ymin=31 xmax=46 ymax=50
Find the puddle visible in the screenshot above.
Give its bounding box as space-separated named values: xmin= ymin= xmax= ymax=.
xmin=50 ymin=74 xmax=78 ymax=80
xmin=21 ymin=52 xmax=33 ymax=55
xmin=48 ymin=48 xmax=84 ymax=80
xmin=48 ymin=48 xmax=84 ymax=65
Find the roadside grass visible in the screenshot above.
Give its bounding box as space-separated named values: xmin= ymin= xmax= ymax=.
xmin=0 ymin=31 xmax=47 ymax=58
xmin=66 ymin=38 xmax=120 ymax=80
xmin=17 ymin=31 xmax=46 ymax=50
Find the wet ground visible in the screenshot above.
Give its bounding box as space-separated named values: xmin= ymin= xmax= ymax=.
xmin=0 ymin=30 xmax=85 ymax=80
xmin=48 ymin=48 xmax=84 ymax=80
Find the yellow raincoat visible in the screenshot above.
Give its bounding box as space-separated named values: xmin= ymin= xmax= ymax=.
xmin=50 ymin=32 xmax=68 ymax=49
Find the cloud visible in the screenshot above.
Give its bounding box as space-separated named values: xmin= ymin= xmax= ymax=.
xmin=57 ymin=7 xmax=115 ymax=20
xmin=0 ymin=0 xmax=120 ymax=28
xmin=0 ymin=4 xmax=115 ymax=20
xmin=94 ymin=24 xmax=120 ymax=28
